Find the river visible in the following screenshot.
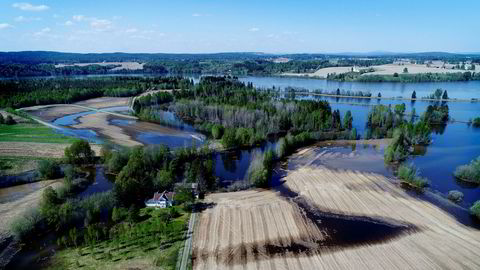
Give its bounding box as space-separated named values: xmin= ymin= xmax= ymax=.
xmin=3 ymin=75 xmax=480 ymax=268
xmin=45 ymin=75 xmax=479 ymax=206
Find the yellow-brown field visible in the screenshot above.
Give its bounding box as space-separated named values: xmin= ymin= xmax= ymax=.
xmin=193 ymin=146 xmax=480 ymax=270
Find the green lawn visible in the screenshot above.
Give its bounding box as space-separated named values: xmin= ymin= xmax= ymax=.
xmin=0 ymin=123 xmax=77 ymax=143
xmin=48 ymin=206 xmax=190 ymax=270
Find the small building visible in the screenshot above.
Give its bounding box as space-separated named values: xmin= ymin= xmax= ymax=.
xmin=145 ymin=191 xmax=175 ymax=208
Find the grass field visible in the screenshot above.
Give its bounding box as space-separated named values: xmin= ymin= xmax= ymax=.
xmin=0 ymin=123 xmax=77 ymax=144
xmin=48 ymin=206 xmax=190 ymax=270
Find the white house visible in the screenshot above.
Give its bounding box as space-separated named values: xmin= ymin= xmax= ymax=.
xmin=145 ymin=191 xmax=175 ymax=208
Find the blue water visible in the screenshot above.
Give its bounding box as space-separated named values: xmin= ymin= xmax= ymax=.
xmin=53 ymin=111 xmax=97 ymax=126
xmin=239 ymin=75 xmax=480 ymax=99
xmin=214 ymin=140 xmax=277 ymax=185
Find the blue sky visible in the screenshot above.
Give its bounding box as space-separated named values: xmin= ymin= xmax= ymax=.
xmin=0 ymin=0 xmax=478 ymax=53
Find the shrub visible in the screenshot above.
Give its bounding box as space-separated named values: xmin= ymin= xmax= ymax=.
xmin=454 ymin=157 xmax=480 ymax=184
xmin=0 ymin=113 xmax=4 ymax=124
xmin=397 ymin=164 xmax=428 ymax=189
xmin=38 ymin=159 xmax=61 ymax=180
xmin=447 ymin=190 xmax=464 ymax=203
xmin=10 ymin=208 xmax=42 ymax=240
xmin=64 ymin=140 xmax=95 ymax=165
xmin=470 ymin=201 xmax=480 ymax=220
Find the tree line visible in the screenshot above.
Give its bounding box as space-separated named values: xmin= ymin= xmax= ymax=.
xmin=0 ymin=76 xmax=191 ymax=108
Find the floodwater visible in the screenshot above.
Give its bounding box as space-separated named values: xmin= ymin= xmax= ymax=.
xmin=282 ymin=144 xmax=480 ymax=228
xmin=51 ymin=107 xmax=205 ymax=149
xmin=239 ymin=75 xmax=480 ymax=99
xmin=4 ymin=166 xmax=112 ymax=270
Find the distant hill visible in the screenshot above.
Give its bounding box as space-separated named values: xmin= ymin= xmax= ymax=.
xmin=0 ymin=51 xmax=478 ymax=65
xmin=0 ymin=51 xmax=277 ymax=64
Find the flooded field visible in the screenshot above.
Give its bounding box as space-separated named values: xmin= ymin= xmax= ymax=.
xmin=194 ymin=145 xmax=480 ymax=269
xmin=26 ymin=101 xmax=206 ymax=148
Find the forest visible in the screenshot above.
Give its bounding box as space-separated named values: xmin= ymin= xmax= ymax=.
xmin=133 ymin=76 xmax=353 ymax=148
xmin=328 ymin=71 xmax=480 ymax=82
xmin=0 ymin=76 xmax=192 ymax=108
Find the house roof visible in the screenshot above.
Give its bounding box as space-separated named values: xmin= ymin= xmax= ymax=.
xmin=151 ymin=191 xmax=175 ymax=202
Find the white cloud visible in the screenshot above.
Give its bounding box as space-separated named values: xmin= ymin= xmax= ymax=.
xmin=64 ymin=20 xmax=74 ymax=26
xmin=12 ymin=2 xmax=49 ymax=12
xmin=192 ymin=13 xmax=201 ymax=17
xmin=90 ymin=19 xmax=112 ymax=31
xmin=125 ymin=28 xmax=138 ymax=33
xmin=34 ymin=27 xmax=51 ymax=37
xmin=0 ymin=23 xmax=13 ymax=30
xmin=72 ymin=15 xmax=113 ymax=31
xmin=73 ymin=15 xmax=86 ymax=21
xmin=14 ymin=15 xmax=41 ymax=22
xmin=248 ymin=27 xmax=260 ymax=32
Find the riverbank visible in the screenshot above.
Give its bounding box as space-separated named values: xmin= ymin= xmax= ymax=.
xmin=0 ymin=180 xmax=62 ymax=268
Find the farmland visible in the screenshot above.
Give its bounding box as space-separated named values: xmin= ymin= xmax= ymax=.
xmin=193 ymin=145 xmax=480 ymax=269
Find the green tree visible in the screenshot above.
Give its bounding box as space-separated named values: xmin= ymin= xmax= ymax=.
xmin=211 ymin=124 xmax=224 ymax=139
xmin=64 ymin=140 xmax=94 ymax=165
xmin=394 ymin=103 xmax=406 ymax=115
xmin=69 ymin=228 xmax=78 ymax=247
xmin=377 ymin=93 xmax=381 ymax=98
xmin=403 ymin=67 xmax=408 ymax=73
xmin=115 ymin=147 xmax=153 ymax=206
xmin=221 ymin=128 xmax=237 ymax=148
xmin=0 ymin=113 xmax=4 ymax=124
xmin=5 ymin=115 xmax=15 ymax=125
xmin=411 ymin=91 xmax=416 ymax=99
xmin=154 ymin=169 xmax=174 ymax=191
xmin=442 ymin=90 xmax=448 ymax=99
xmin=343 ymin=110 xmax=353 ymax=130
xmin=350 ymin=128 xmax=357 ymax=140
xmin=38 ymin=160 xmax=61 ymax=180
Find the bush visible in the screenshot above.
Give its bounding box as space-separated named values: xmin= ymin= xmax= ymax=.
xmin=447 ymin=190 xmax=464 ymax=203
xmin=454 ymin=156 xmax=480 ymax=184
xmin=397 ymin=164 xmax=428 ymax=189
xmin=38 ymin=159 xmax=61 ymax=180
xmin=0 ymin=113 xmax=4 ymax=124
xmin=64 ymin=140 xmax=95 ymax=165
xmin=10 ymin=208 xmax=42 ymax=240
xmin=470 ymin=201 xmax=480 ymax=219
